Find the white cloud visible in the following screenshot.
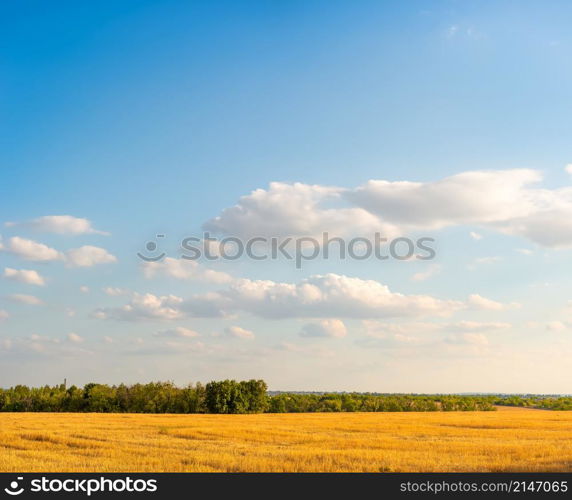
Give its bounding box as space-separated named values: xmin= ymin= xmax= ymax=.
xmin=103 ymin=336 xmax=114 ymax=344
xmin=467 ymin=294 xmax=520 ymax=311
xmin=79 ymin=286 xmax=90 ymax=293
xmin=0 ymin=239 xmax=115 ymax=267
xmin=103 ymin=287 xmax=129 ymax=296
xmin=67 ymin=332 xmax=84 ymax=343
xmin=469 ymin=231 xmax=483 ymax=240
xmin=2 ymin=237 xmax=63 ymax=262
xmin=3 ymin=267 xmax=46 ymax=286
xmin=300 ymin=319 xmax=347 ymax=338
xmin=565 ymin=164 xmax=572 ymax=176
xmin=5 ymin=215 xmax=108 ymax=235
xmin=213 ymin=274 xmax=465 ymax=319
xmin=203 ymin=182 xmax=390 ymax=239
xmin=0 ymin=310 xmax=9 ymax=321
xmin=205 ymin=170 xmax=572 ymax=248
xmin=6 ymin=294 xmax=44 ymax=305
xmin=65 ymin=246 xmax=117 ymax=268
xmin=94 ymin=293 xmax=184 ymax=321
xmin=154 ymin=327 xmax=200 ymax=338
xmin=95 ymin=274 xmax=513 ymax=322
xmin=411 ymin=264 xmax=442 ymax=282
xmin=225 ymin=325 xmax=255 ymax=340
xmin=142 ymin=257 xmax=232 ymax=283
xmin=347 ymin=169 xmax=540 ymax=229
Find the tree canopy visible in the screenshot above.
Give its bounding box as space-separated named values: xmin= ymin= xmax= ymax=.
xmin=0 ymin=380 xmax=511 ymax=413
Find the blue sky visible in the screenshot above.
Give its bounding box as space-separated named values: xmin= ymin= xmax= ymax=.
xmin=2 ymin=0 xmax=572 ymax=392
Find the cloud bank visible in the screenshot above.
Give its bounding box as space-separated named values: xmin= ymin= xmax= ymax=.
xmin=204 ymin=169 xmax=572 ymax=248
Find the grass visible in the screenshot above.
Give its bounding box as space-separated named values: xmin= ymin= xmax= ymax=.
xmin=1 ymin=407 xmax=572 ymax=472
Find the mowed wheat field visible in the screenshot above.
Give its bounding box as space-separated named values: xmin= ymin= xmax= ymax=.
xmin=1 ymin=407 xmax=572 ymax=472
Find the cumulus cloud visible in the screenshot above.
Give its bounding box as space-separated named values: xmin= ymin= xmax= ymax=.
xmin=6 ymin=294 xmax=44 ymax=305
xmin=154 ymin=327 xmax=200 ymax=338
xmin=0 ymin=310 xmax=9 ymax=321
xmin=204 ymin=169 xmax=572 ymax=248
xmin=213 ymin=274 xmax=465 ymax=319
xmin=94 ymin=293 xmax=184 ymax=321
xmin=467 ymin=294 xmax=520 ymax=311
xmin=1 ymin=238 xmax=116 ymax=268
xmin=142 ymin=257 xmax=232 ymax=283
xmin=3 ymin=267 xmax=46 ymax=286
xmin=2 ymin=237 xmax=63 ymax=262
xmin=94 ymin=274 xmax=512 ymax=322
xmin=225 ymin=325 xmax=255 ymax=340
xmin=67 ymin=332 xmax=84 ymax=343
xmin=348 ymin=170 xmax=541 ymax=229
xmin=203 ymin=182 xmax=391 ymax=239
xmin=469 ymin=231 xmax=483 ymax=240
xmin=300 ymin=319 xmax=347 ymax=338
xmin=65 ymin=246 xmax=117 ymax=268
xmin=5 ymin=215 xmax=108 ymax=235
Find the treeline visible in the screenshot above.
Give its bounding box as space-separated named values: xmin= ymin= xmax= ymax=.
xmin=495 ymin=395 xmax=572 ymax=411
xmin=267 ymin=393 xmax=496 ymax=412
xmin=0 ymin=380 xmax=500 ymax=413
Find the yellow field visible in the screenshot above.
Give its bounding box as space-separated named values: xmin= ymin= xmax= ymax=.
xmin=1 ymin=407 xmax=572 ymax=472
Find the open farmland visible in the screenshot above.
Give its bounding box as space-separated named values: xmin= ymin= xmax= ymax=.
xmin=1 ymin=407 xmax=571 ymax=472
